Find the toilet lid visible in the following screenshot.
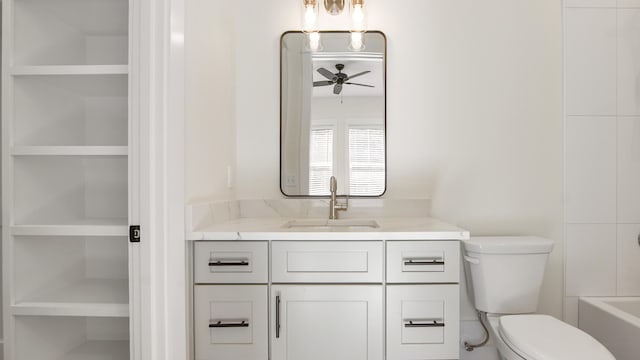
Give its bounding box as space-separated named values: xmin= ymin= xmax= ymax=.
xmin=499 ymin=314 xmax=615 ymax=360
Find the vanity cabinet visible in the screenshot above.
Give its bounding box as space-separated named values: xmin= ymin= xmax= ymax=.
xmin=193 ymin=238 xmax=460 ymax=360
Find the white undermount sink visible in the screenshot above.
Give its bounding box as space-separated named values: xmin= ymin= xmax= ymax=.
xmin=282 ymin=219 xmax=380 ymax=230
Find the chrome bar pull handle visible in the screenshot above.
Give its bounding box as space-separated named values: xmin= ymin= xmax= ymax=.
xmin=208 ymin=258 xmax=250 ymax=267
xmin=404 ymin=320 xmax=445 ymax=328
xmin=403 ymin=258 xmax=445 ymax=266
xmin=275 ymin=295 xmax=281 ymax=338
xmin=209 ymin=320 xmax=249 ymax=328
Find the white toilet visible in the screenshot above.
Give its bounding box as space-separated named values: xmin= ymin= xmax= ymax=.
xmin=462 ymin=236 xmax=615 ymax=360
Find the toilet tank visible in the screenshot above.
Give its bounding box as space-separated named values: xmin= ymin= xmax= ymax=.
xmin=462 ymin=236 xmax=553 ymax=314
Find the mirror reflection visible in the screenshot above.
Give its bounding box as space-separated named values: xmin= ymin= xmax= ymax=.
xmin=280 ymin=31 xmax=386 ymax=197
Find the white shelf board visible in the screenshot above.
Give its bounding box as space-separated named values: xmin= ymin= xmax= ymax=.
xmin=11 ymin=302 xmax=128 ymax=317
xmin=11 ymin=65 xmax=128 ymax=76
xmin=12 ymin=146 xmax=128 ymax=156
xmin=11 ymin=224 xmax=128 ymax=237
xmin=58 ymin=340 xmax=129 ymax=360
xmin=13 ymin=278 xmax=129 ymax=318
xmin=22 ymin=278 xmax=128 ymax=303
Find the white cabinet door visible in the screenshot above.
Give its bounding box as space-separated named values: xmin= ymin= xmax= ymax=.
xmin=271 ymin=285 xmax=383 ymax=360
xmin=387 ymin=285 xmax=460 ymax=360
xmin=194 ymin=285 xmax=268 ymax=360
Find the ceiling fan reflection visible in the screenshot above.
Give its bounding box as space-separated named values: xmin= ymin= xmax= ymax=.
xmin=313 ymin=63 xmax=374 ymax=95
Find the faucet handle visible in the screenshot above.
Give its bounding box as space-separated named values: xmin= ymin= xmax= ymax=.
xmin=335 ymin=194 xmax=349 ymax=211
xmin=330 ymin=176 xmax=337 ymax=193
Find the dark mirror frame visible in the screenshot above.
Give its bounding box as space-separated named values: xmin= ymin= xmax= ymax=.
xmin=279 ymin=30 xmax=387 ymax=198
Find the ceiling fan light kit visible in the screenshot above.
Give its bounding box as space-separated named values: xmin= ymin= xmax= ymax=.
xmin=301 ymin=0 xmax=367 ymax=51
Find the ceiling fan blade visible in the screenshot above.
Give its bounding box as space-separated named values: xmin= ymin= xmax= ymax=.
xmin=317 ymin=67 xmax=336 ymax=80
xmin=333 ymin=83 xmax=343 ymax=94
xmin=313 ymin=81 xmax=334 ymax=87
xmin=345 ymin=82 xmax=375 ymax=88
xmin=345 ymin=70 xmax=371 ymax=80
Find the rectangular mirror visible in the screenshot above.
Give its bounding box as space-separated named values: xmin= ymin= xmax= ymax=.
xmin=280 ymin=31 xmax=386 ymax=197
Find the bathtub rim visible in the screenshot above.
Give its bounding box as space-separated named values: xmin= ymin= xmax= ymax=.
xmin=579 ymin=296 xmax=640 ymax=329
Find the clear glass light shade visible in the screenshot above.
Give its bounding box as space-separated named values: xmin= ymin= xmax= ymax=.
xmin=349 ymin=31 xmax=364 ymax=50
xmin=308 ymin=32 xmax=321 ymax=51
xmin=302 ymin=1 xmax=319 ymax=33
xmin=350 ymin=2 xmax=367 ymax=32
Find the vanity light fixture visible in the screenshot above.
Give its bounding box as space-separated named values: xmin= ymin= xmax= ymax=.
xmin=301 ymin=0 xmax=368 ymax=51
xmin=350 ymin=0 xmax=366 ymax=32
xmin=324 ymin=0 xmax=346 ymax=15
xmin=308 ymin=31 xmax=321 ymax=51
xmin=302 ymin=0 xmax=319 ymax=33
xmin=302 ymin=0 xmax=321 ymax=50
xmin=349 ymin=0 xmax=367 ymax=50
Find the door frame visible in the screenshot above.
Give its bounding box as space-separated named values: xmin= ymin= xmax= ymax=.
xmin=130 ymin=0 xmax=187 ymax=359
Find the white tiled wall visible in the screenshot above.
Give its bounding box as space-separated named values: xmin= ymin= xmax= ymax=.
xmin=564 ymin=0 xmax=640 ymax=323
xmin=616 ymin=223 xmax=640 ymax=295
xmin=565 ymin=116 xmax=617 ymax=223
xmin=565 ymin=224 xmax=617 ymax=296
xmin=565 ymin=8 xmax=617 ymax=115
xmin=617 ymin=117 xmax=640 ymax=221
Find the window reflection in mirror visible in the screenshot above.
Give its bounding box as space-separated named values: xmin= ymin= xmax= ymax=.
xmin=280 ymin=31 xmax=386 ymax=197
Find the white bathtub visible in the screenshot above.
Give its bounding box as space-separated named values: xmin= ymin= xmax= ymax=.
xmin=579 ymin=297 xmax=640 ymax=360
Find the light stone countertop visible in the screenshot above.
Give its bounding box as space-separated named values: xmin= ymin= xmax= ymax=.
xmin=188 ymin=216 xmax=470 ymax=241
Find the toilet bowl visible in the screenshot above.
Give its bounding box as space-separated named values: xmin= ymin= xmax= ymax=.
xmin=486 ymin=314 xmax=615 ymax=360
xmin=462 ymin=237 xmax=615 ymax=360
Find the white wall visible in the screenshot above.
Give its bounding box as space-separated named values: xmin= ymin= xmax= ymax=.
xmin=186 ymin=0 xmax=564 ymax=356
xmin=563 ymin=1 xmax=640 ymax=326
xmin=185 ymin=0 xmax=237 ymax=202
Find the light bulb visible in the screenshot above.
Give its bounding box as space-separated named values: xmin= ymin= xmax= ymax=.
xmin=304 ymin=6 xmax=317 ymax=26
xmin=350 ymin=32 xmax=363 ymax=50
xmin=302 ymin=1 xmax=318 ymax=33
xmin=351 ymin=4 xmax=365 ymax=32
xmin=308 ymin=32 xmax=321 ymax=50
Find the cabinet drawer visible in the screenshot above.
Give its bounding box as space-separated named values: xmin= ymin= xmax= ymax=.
xmin=271 ymin=241 xmax=383 ymax=283
xmin=194 ymin=285 xmax=268 ymax=360
xmin=194 ymin=241 xmax=268 ymax=284
xmin=387 ymin=285 xmax=460 ymax=360
xmin=386 ymin=241 xmax=460 ymax=283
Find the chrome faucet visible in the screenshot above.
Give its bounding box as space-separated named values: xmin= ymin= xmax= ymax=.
xmin=329 ymin=176 xmax=348 ymax=219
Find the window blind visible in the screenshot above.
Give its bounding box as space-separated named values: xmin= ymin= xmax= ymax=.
xmin=309 ymin=128 xmax=334 ymax=195
xmin=348 ymin=127 xmax=385 ymax=195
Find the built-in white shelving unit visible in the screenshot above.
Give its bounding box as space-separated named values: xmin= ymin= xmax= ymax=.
xmin=2 ymin=0 xmax=131 ymax=357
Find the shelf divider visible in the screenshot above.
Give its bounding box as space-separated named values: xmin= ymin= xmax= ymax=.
xmin=12 ymin=146 xmax=128 ymax=156
xmin=11 ymin=225 xmax=128 ymax=237
xmin=11 ymin=303 xmax=129 ymax=317
xmin=11 ymin=65 xmax=129 ymax=76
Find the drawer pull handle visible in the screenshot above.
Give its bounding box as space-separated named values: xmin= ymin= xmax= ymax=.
xmin=208 ymin=259 xmax=250 ymax=267
xmin=275 ymin=295 xmax=281 ymax=338
xmin=404 ymin=320 xmax=445 ymax=328
xmin=403 ymin=258 xmax=444 ymax=266
xmin=209 ymin=320 xmax=249 ymax=328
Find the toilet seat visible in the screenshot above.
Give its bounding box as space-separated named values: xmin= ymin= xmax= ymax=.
xmin=498 ymin=314 xmax=615 ymax=360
